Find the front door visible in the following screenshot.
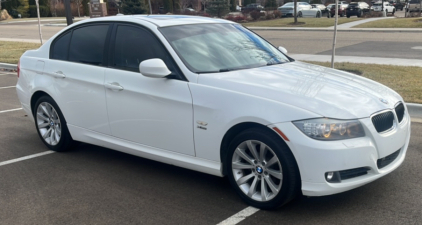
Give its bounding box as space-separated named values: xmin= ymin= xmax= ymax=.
xmin=104 ymin=24 xmax=195 ymax=156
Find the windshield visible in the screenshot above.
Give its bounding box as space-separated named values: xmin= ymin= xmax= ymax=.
xmin=349 ymin=3 xmax=358 ymax=5
xmin=160 ymin=24 xmax=290 ymax=73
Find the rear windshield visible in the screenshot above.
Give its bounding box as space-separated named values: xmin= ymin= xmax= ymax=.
xmin=349 ymin=3 xmax=358 ymax=5
xmin=409 ymin=0 xmax=420 ymax=3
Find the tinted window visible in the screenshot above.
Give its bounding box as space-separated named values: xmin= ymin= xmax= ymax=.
xmin=113 ymin=25 xmax=175 ymax=72
xmin=68 ymin=25 xmax=109 ymax=66
xmin=51 ymin=32 xmax=71 ymax=60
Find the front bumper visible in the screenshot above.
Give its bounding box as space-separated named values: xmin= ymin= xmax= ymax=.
xmin=270 ymin=110 xmax=411 ymax=196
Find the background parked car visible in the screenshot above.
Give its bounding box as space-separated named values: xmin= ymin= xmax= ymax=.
xmin=312 ymin=4 xmax=327 ymax=11
xmin=325 ymin=3 xmax=335 ymax=17
xmin=406 ymin=0 xmax=421 ymax=12
xmin=312 ymin=4 xmax=327 ymax=16
xmin=346 ymin=1 xmax=370 ymax=17
xmin=389 ymin=0 xmax=405 ymax=10
xmin=278 ymin=2 xmax=312 ymax=17
xmin=241 ymin=3 xmax=264 ymax=13
xmin=329 ymin=2 xmax=349 ymax=17
xmin=373 ymin=2 xmax=396 ymax=14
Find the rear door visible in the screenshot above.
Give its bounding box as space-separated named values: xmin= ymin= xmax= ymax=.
xmin=46 ymin=23 xmax=112 ymax=134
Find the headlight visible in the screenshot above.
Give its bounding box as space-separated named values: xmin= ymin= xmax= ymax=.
xmin=293 ymin=118 xmax=365 ymax=141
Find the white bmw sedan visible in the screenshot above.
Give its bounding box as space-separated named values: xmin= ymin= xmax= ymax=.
xmin=16 ymin=15 xmax=410 ymax=209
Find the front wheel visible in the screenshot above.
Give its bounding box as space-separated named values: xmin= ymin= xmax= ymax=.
xmin=298 ymin=11 xmax=303 ymax=17
xmin=392 ymin=9 xmax=395 ymax=15
xmin=316 ymin=11 xmax=321 ymax=18
xmin=34 ymin=96 xmax=74 ymax=152
xmin=226 ymin=128 xmax=301 ymax=209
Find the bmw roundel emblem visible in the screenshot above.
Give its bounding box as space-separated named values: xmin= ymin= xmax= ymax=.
xmin=379 ymin=98 xmax=389 ymax=104
xmin=256 ymin=166 xmax=263 ymax=174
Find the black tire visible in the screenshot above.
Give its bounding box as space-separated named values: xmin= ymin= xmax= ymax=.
xmin=33 ymin=95 xmax=74 ymax=152
xmin=316 ymin=11 xmax=321 ymax=18
xmin=226 ymin=128 xmax=301 ymax=209
xmin=392 ymin=9 xmax=395 ymax=15
xmin=298 ymin=11 xmax=302 ymax=17
xmin=347 ymin=14 xmax=350 ymax=18
xmin=340 ymin=11 xmax=344 ymax=17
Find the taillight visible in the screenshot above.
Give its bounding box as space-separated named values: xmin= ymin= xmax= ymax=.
xmin=17 ymin=60 xmax=20 ymax=78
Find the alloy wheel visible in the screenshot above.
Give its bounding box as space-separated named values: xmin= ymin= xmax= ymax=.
xmin=36 ymin=102 xmax=62 ymax=146
xmin=231 ymin=140 xmax=283 ymax=202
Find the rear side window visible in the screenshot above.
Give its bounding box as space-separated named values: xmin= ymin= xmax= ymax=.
xmin=68 ymin=25 xmax=109 ymax=66
xmin=112 ymin=25 xmax=176 ymax=72
xmin=51 ymin=32 xmax=71 ymax=60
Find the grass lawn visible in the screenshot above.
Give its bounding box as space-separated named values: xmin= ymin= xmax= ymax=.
xmin=0 ymin=41 xmax=40 ymax=64
xmin=305 ymin=61 xmax=422 ymax=104
xmin=354 ymin=18 xmax=422 ymax=28
xmin=244 ymin=17 xmax=362 ymax=27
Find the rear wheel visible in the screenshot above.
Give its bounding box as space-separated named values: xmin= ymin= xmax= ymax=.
xmin=226 ymin=128 xmax=301 ymax=209
xmin=298 ymin=11 xmax=303 ymax=17
xmin=392 ymin=8 xmax=395 ymax=15
xmin=316 ymin=11 xmax=321 ymax=17
xmin=34 ymin=96 xmax=74 ymax=152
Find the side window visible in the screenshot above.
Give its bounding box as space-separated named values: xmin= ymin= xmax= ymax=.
xmin=51 ymin=31 xmax=71 ymax=60
xmin=113 ymin=25 xmax=176 ymax=73
xmin=68 ymin=25 xmax=109 ymax=66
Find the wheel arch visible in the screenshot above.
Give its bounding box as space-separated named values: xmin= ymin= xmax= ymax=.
xmin=30 ymin=91 xmax=52 ymax=116
xmin=220 ymin=122 xmax=296 ymax=176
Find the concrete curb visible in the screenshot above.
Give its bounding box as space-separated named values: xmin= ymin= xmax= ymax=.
xmin=248 ymin=27 xmax=422 ymax=33
xmin=0 ymin=63 xmax=17 ymax=71
xmin=407 ymin=103 xmax=422 ymax=120
xmin=0 ymin=62 xmax=421 ymax=121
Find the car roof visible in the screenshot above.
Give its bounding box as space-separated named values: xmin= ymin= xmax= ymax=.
xmin=74 ymin=15 xmax=234 ymax=28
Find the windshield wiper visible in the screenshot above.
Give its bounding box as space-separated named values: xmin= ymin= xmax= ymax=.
xmin=219 ymin=68 xmax=231 ymax=72
xmin=267 ymin=61 xmax=284 ymax=66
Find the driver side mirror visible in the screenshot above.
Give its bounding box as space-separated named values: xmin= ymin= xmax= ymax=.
xmin=278 ymin=46 xmax=288 ymax=54
xmin=139 ymin=58 xmax=171 ymax=78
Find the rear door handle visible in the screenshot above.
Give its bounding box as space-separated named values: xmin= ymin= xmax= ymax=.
xmin=45 ymin=71 xmax=66 ymax=78
xmin=105 ymin=82 xmax=124 ymax=91
xmin=52 ymin=71 xmax=66 ymax=78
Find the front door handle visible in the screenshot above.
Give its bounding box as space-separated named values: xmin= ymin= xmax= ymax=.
xmin=105 ymin=82 xmax=124 ymax=91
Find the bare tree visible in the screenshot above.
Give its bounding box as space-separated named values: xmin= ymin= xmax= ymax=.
xmin=201 ymin=0 xmax=208 ymax=11
xmin=294 ymin=0 xmax=297 ymax=23
xmin=178 ymin=0 xmax=192 ymax=10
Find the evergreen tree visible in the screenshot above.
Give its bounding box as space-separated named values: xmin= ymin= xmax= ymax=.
xmin=121 ymin=0 xmax=147 ymax=14
xmin=82 ymin=0 xmax=89 ymax=16
xmin=2 ymin=0 xmax=29 ymax=17
xmin=206 ymin=0 xmax=229 ymax=17
xmin=163 ymin=0 xmax=173 ymax=12
xmin=230 ymin=0 xmax=235 ymax=11
xmin=265 ymin=0 xmax=276 ymax=8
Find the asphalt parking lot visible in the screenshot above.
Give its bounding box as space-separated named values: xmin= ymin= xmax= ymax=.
xmin=1 ymin=70 xmax=421 ymax=224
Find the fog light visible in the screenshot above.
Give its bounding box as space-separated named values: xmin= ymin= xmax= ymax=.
xmin=326 ymin=172 xmax=334 ymax=180
xmin=325 ymin=171 xmax=341 ymax=183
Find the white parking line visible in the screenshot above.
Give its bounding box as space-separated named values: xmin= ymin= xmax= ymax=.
xmin=0 ymin=86 xmax=16 ymax=90
xmin=216 ymin=207 xmax=260 ymax=225
xmin=0 ymin=108 xmax=22 ymax=114
xmin=0 ymin=151 xmax=55 ymax=167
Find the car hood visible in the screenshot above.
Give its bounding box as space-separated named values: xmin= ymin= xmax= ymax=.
xmin=197 ymin=61 xmax=402 ymax=119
